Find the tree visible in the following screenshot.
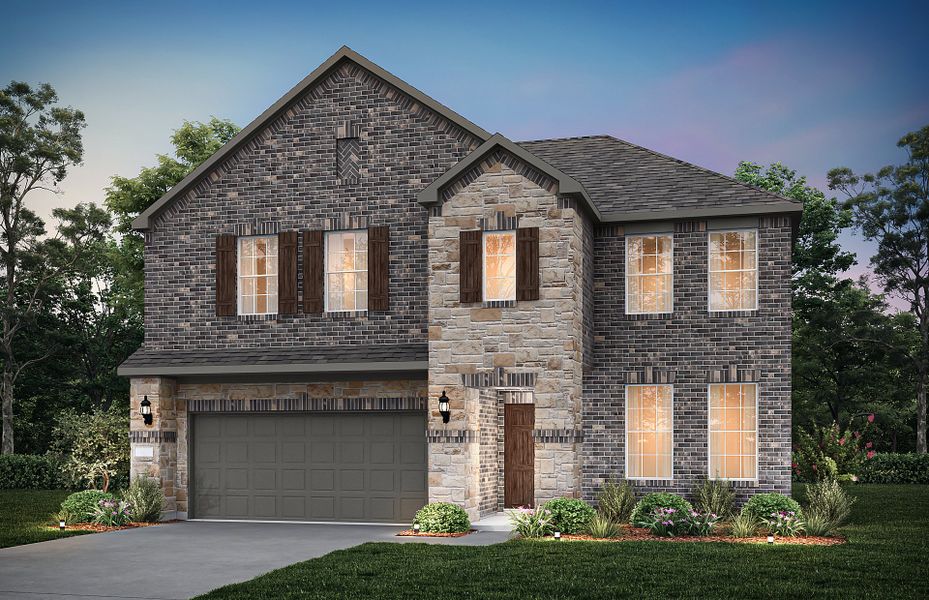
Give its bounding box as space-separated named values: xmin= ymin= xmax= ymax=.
xmin=829 ymin=125 xmax=929 ymax=453
xmin=52 ymin=407 xmax=129 ymax=492
xmin=0 ymin=82 xmax=109 ymax=454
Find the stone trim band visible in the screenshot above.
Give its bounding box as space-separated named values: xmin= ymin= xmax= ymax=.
xmin=426 ymin=429 xmax=476 ymax=443
xmin=129 ymin=430 xmax=177 ymax=443
xmin=532 ymin=429 xmax=584 ymax=443
xmin=707 ymin=367 xmax=760 ymax=383
xmin=188 ymin=396 xmax=427 ymax=413
xmin=461 ymin=368 xmax=537 ymax=389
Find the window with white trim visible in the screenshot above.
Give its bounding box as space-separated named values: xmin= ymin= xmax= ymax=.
xmin=483 ymin=231 xmax=516 ymax=302
xmin=238 ymin=236 xmax=278 ymax=315
xmin=708 ymin=230 xmax=757 ymax=311
xmin=626 ymin=234 xmax=673 ymax=314
xmin=626 ymin=384 xmax=673 ymax=479
xmin=325 ymin=230 xmax=368 ymax=312
xmin=709 ymin=383 xmax=757 ymax=480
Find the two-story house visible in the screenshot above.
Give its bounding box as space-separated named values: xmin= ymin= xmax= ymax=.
xmin=118 ymin=47 xmax=800 ymax=523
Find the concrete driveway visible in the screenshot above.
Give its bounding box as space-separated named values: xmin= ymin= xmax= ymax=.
xmin=0 ymin=521 xmax=510 ymax=600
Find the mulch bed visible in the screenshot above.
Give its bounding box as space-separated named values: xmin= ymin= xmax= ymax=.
xmin=396 ymin=529 xmax=476 ymax=537
xmin=558 ymin=526 xmax=845 ymax=546
xmin=46 ymin=521 xmax=174 ymax=533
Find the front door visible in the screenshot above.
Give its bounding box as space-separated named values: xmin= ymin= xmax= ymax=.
xmin=504 ymin=403 xmax=534 ymax=507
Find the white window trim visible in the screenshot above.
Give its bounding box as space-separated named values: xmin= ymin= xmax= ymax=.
xmin=237 ymin=235 xmax=278 ymax=316
xmin=624 ymin=384 xmax=674 ymax=481
xmin=707 ymin=228 xmax=759 ymax=312
xmin=625 ymin=233 xmax=674 ymax=315
xmin=482 ymin=230 xmax=516 ymax=303
xmin=707 ymin=382 xmax=759 ymax=482
xmin=324 ymin=229 xmax=368 ymax=313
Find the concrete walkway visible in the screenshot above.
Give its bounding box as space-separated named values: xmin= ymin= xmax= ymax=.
xmin=0 ymin=521 xmax=511 ymax=600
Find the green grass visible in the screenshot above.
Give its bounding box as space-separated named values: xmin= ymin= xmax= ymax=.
xmin=0 ymin=489 xmax=91 ymax=548
xmin=196 ymin=485 xmax=929 ymax=599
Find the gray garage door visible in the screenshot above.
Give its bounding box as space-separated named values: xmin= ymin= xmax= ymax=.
xmin=191 ymin=412 xmax=426 ymax=522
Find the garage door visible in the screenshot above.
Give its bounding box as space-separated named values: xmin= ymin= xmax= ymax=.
xmin=191 ymin=413 xmax=426 ymax=522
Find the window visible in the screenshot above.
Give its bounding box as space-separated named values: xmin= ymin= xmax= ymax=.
xmin=238 ymin=236 xmax=278 ymax=315
xmin=483 ymin=231 xmax=516 ymax=302
xmin=709 ymin=230 xmax=757 ymax=311
xmin=626 ymin=385 xmax=673 ymax=479
xmin=626 ymin=235 xmax=673 ymax=314
xmin=709 ymin=383 xmax=757 ymax=480
xmin=325 ymin=230 xmax=368 ymax=311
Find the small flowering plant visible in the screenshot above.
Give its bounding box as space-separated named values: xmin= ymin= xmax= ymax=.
xmin=684 ymin=510 xmax=721 ymax=536
xmin=762 ymin=510 xmax=804 ymax=537
xmin=644 ymin=507 xmax=688 ymax=537
xmin=508 ymin=506 xmax=554 ymax=539
xmin=92 ymin=498 xmax=133 ymax=527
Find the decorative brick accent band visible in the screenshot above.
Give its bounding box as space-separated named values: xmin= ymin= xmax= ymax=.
xmin=461 ymin=368 xmax=536 ymax=389
xmin=626 ymin=369 xmax=676 ymax=385
xmin=231 ymin=221 xmax=281 ymax=236
xmin=426 ymin=429 xmax=476 ymax=443
xmin=501 ymin=390 xmax=534 ymax=404
xmin=533 ymin=429 xmax=584 ymax=443
xmin=188 ymin=396 xmax=427 ymax=413
xmin=129 ymin=430 xmax=177 ymax=443
xmin=479 ymin=212 xmax=519 ymax=231
xmin=674 ymin=220 xmax=706 ymax=233
xmin=707 ymin=367 xmax=760 ymax=383
xmin=482 ymin=300 xmax=516 ymax=308
xmin=620 ymin=312 xmax=675 ymax=322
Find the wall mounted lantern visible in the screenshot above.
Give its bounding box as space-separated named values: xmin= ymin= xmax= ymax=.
xmin=140 ymin=396 xmax=153 ymax=426
xmin=438 ymin=391 xmax=450 ymax=424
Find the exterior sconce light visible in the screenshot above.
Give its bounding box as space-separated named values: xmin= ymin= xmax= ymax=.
xmin=554 ymin=531 xmax=561 ymax=540
xmin=59 ymin=519 xmax=66 ymax=531
xmin=140 ymin=396 xmax=153 ymax=426
xmin=438 ymin=391 xmax=450 ymax=424
xmin=767 ymin=535 xmax=774 ymax=544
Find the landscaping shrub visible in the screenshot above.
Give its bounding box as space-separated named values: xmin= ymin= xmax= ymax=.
xmin=508 ymin=506 xmax=553 ymax=538
xmin=413 ymin=502 xmax=470 ymax=533
xmin=792 ymin=421 xmax=873 ymax=482
xmin=542 ymin=498 xmax=596 ymax=534
xmin=858 ymin=453 xmax=929 ymax=484
xmin=741 ymin=493 xmax=803 ymax=522
xmin=803 ymin=510 xmax=833 ymax=537
xmin=0 ymin=454 xmax=65 ymax=489
xmin=60 ymin=490 xmax=117 ymax=524
xmin=92 ymin=498 xmax=133 ymax=527
xmin=122 ymin=476 xmax=164 ymax=522
xmin=805 ymin=478 xmax=855 ymax=532
xmin=729 ymin=512 xmax=758 ymax=537
xmin=595 ymin=477 xmax=636 ymax=523
xmin=684 ymin=510 xmax=722 ymax=536
xmin=630 ymin=492 xmax=692 ymax=526
xmin=761 ymin=510 xmax=804 ymax=536
xmin=643 ymin=507 xmax=688 ymax=537
xmin=586 ymin=514 xmax=621 ymax=538
xmin=691 ymin=478 xmax=735 ymax=518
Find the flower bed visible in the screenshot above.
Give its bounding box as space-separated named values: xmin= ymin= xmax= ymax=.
xmin=396 ymin=529 xmax=475 ymax=538
xmin=550 ymin=525 xmax=845 ymax=546
xmin=47 ymin=521 xmax=172 ymax=533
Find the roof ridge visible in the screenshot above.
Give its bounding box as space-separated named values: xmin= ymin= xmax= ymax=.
xmin=517 ymin=134 xmax=614 ymax=143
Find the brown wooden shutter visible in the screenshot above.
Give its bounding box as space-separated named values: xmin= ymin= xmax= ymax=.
xmin=278 ymin=231 xmax=298 ymax=315
xmin=516 ymin=227 xmax=540 ymax=301
xmin=303 ymin=230 xmax=324 ymax=314
xmin=215 ymin=233 xmax=237 ymax=316
xmin=368 ymin=226 xmax=389 ymax=311
xmin=459 ymin=230 xmax=482 ymax=304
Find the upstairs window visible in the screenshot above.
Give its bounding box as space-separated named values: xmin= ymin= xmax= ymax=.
xmin=238 ymin=236 xmax=278 ymax=315
xmin=709 ymin=383 xmax=757 ymax=480
xmin=626 ymin=235 xmax=673 ymax=314
xmin=709 ymin=230 xmax=757 ymax=311
xmin=626 ymin=384 xmax=673 ymax=480
xmin=483 ymin=231 xmax=516 ymax=302
xmin=325 ymin=230 xmax=368 ymax=311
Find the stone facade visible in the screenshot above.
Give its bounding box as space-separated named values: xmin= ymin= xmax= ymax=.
xmin=129 ymin=378 xmax=427 ymax=519
xmin=426 ymin=151 xmax=590 ymax=519
xmin=582 ymin=217 xmax=793 ymax=502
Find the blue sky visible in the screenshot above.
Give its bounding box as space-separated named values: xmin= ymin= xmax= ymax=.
xmin=3 ymin=0 xmax=927 ymax=283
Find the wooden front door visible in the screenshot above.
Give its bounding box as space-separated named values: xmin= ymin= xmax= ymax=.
xmin=504 ymin=403 xmax=535 ymax=507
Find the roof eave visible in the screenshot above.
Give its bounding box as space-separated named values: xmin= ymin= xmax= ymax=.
xmin=116 ymin=359 xmax=429 ymax=378
xmin=131 ymin=46 xmax=492 ymax=231
xmin=601 ymin=201 xmax=803 ymax=223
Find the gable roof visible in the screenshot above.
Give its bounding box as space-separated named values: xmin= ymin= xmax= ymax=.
xmin=131 ymin=46 xmax=491 ymax=230
xmin=519 ymin=135 xmax=802 ymax=222
xmin=416 ymin=133 xmax=602 ymax=220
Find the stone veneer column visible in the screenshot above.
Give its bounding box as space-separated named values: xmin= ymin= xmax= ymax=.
xmin=129 ymin=376 xmax=178 ymax=520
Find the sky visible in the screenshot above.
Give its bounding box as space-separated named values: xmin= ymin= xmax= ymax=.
xmin=2 ymin=0 xmax=928 ymax=285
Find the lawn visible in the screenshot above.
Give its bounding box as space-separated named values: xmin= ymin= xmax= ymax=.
xmin=0 ymin=489 xmax=90 ymax=548
xmin=196 ymin=484 xmax=929 ymax=599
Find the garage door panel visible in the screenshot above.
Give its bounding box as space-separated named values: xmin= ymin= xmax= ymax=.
xmin=193 ymin=412 xmax=426 ymax=522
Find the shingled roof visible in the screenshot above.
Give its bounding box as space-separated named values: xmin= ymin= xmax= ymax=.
xmin=117 ymin=343 xmax=427 ymax=377
xmin=519 ymin=135 xmax=801 ymax=221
